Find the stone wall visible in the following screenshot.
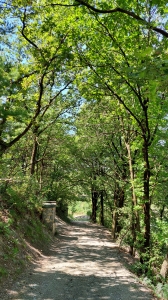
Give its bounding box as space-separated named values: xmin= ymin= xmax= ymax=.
xmin=42 ymin=202 xmax=56 ymax=235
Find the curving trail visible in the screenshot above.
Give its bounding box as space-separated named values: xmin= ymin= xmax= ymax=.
xmin=3 ymin=218 xmax=156 ymax=300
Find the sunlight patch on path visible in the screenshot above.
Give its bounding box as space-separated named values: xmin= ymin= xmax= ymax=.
xmin=5 ymin=221 xmax=156 ymax=300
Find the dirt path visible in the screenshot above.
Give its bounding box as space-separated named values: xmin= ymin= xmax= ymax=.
xmin=3 ymin=219 xmax=156 ymax=300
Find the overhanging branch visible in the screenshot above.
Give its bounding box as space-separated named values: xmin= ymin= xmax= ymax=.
xmin=75 ymin=0 xmax=168 ymax=38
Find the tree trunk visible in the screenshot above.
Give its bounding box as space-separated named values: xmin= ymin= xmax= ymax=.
xmin=112 ymin=179 xmax=125 ymax=239
xmin=30 ymin=135 xmax=38 ymax=175
xmin=91 ymin=190 xmax=99 ymax=223
xmin=116 ymin=187 xmax=125 ymax=234
xmin=111 ymin=184 xmax=118 ymax=239
xmin=100 ymin=190 xmax=104 ymax=226
xmin=125 ymin=141 xmax=140 ymax=256
xmin=160 ymin=205 xmax=165 ymax=220
xmin=111 ymin=209 xmax=117 ymax=239
xmin=140 ymin=141 xmax=151 ymax=264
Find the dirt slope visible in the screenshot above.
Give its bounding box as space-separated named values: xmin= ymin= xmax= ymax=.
xmin=1 ymin=218 xmax=157 ymax=300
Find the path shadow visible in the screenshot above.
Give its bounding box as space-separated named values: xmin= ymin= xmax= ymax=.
xmin=6 ymin=269 xmax=154 ymax=300
xmin=5 ymin=220 xmax=154 ymax=300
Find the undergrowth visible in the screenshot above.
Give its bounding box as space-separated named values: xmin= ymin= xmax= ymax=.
xmin=128 ymin=259 xmax=168 ymax=299
xmin=0 ymin=192 xmax=52 ymax=284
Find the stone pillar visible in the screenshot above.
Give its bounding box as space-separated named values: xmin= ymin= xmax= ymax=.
xmin=42 ymin=202 xmax=56 ymax=235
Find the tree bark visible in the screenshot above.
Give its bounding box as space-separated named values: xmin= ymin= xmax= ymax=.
xmin=30 ymin=135 xmax=38 ymax=175
xmin=91 ymin=190 xmax=99 ymax=223
xmin=143 ymin=143 xmax=151 ymax=246
xmin=112 ymin=208 xmax=117 ymax=239
xmin=125 ymin=141 xmax=140 ymax=256
xmin=140 ymin=139 xmax=151 ymax=264
xmin=100 ymin=190 xmax=104 ymax=226
xmin=111 ymin=184 xmax=119 ymax=239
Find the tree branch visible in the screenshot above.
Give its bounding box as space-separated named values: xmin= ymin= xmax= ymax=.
xmin=50 ymin=3 xmax=80 ymax=8
xmin=21 ymin=9 xmax=39 ymax=49
xmin=75 ymin=0 xmax=168 ymax=38
xmin=40 ymin=80 xmax=73 ymax=118
xmin=77 ymin=49 xmax=144 ymax=131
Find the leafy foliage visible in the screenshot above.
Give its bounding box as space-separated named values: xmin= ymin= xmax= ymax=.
xmin=0 ymin=0 xmax=168 ymax=296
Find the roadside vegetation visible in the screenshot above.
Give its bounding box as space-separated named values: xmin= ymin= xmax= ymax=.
xmin=0 ymin=194 xmax=52 ymax=286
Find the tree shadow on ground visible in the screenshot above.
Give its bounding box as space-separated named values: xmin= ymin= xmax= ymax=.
xmin=5 ymin=221 xmax=155 ymax=300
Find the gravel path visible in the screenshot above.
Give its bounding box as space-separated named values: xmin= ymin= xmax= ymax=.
xmin=4 ymin=219 xmax=156 ymax=300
